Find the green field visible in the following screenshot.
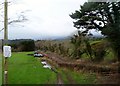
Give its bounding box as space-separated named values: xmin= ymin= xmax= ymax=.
xmin=7 ymin=52 xmax=97 ymax=84
xmin=8 ymin=52 xmax=57 ymax=84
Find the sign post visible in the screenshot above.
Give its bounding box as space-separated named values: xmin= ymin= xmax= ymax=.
xmin=3 ymin=46 xmax=11 ymax=85
xmin=3 ymin=46 xmax=11 ymax=58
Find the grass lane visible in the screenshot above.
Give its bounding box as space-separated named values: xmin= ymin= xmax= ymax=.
xmin=8 ymin=52 xmax=57 ymax=84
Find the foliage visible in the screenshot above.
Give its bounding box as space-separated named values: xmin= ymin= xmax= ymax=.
xmin=70 ymin=32 xmax=107 ymax=61
xmin=35 ymin=40 xmax=70 ymax=57
xmin=70 ymin=2 xmax=120 ymax=61
xmin=35 ymin=39 xmax=116 ymax=62
xmin=8 ymin=39 xmax=35 ymax=52
xmin=19 ymin=40 xmax=35 ymax=51
xmin=84 ymin=39 xmax=93 ymax=61
xmin=70 ymin=31 xmax=86 ymax=59
xmin=91 ymin=40 xmax=108 ymax=62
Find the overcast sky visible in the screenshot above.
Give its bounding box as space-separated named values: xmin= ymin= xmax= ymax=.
xmin=0 ymin=0 xmax=103 ymax=40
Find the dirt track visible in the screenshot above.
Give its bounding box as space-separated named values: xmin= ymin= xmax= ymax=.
xmin=57 ymin=73 xmax=64 ymax=84
xmin=42 ymin=51 xmax=119 ymax=84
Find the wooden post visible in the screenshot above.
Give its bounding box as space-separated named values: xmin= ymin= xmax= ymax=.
xmin=4 ymin=58 xmax=8 ymax=85
xmin=4 ymin=0 xmax=8 ymax=40
xmin=4 ymin=0 xmax=8 ymax=85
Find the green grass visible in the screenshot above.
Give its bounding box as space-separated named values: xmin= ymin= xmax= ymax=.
xmin=59 ymin=68 xmax=96 ymax=84
xmin=104 ymin=48 xmax=117 ymax=62
xmin=71 ymin=71 xmax=96 ymax=84
xmin=59 ymin=69 xmax=69 ymax=84
xmin=8 ymin=52 xmax=57 ymax=84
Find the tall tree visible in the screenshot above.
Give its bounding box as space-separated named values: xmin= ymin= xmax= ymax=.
xmin=70 ymin=1 xmax=120 ymax=61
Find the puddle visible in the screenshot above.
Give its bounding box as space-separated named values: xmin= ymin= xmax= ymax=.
xmin=41 ymin=61 xmax=51 ymax=69
xmin=43 ymin=64 xmax=51 ymax=69
xmin=41 ymin=60 xmax=58 ymax=73
xmin=41 ymin=61 xmax=47 ymax=65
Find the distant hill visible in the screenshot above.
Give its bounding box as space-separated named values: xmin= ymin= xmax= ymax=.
xmin=52 ymin=30 xmax=104 ymax=41
xmin=69 ymin=30 xmax=104 ymax=38
xmin=52 ymin=36 xmax=71 ymax=41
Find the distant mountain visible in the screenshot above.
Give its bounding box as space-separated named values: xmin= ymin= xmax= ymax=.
xmin=52 ymin=36 xmax=71 ymax=41
xmin=69 ymin=30 xmax=104 ymax=38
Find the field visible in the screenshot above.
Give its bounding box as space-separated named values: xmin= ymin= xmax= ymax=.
xmin=7 ymin=52 xmax=98 ymax=84
xmin=8 ymin=52 xmax=57 ymax=84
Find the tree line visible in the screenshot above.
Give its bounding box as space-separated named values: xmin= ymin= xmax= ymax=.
xmin=2 ymin=39 xmax=35 ymax=52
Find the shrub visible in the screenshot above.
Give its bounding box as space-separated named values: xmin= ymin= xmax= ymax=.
xmin=91 ymin=41 xmax=107 ymax=62
xmin=19 ymin=40 xmax=35 ymax=51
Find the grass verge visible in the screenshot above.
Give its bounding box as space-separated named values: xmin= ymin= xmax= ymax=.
xmin=8 ymin=52 xmax=57 ymax=84
xmin=58 ymin=68 xmax=96 ymax=84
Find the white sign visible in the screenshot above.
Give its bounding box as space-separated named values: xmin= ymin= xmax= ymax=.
xmin=3 ymin=46 xmax=11 ymax=58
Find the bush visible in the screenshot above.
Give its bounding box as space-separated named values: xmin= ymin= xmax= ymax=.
xmin=19 ymin=40 xmax=35 ymax=51
xmin=93 ymin=49 xmax=106 ymax=62
xmin=91 ymin=41 xmax=107 ymax=62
